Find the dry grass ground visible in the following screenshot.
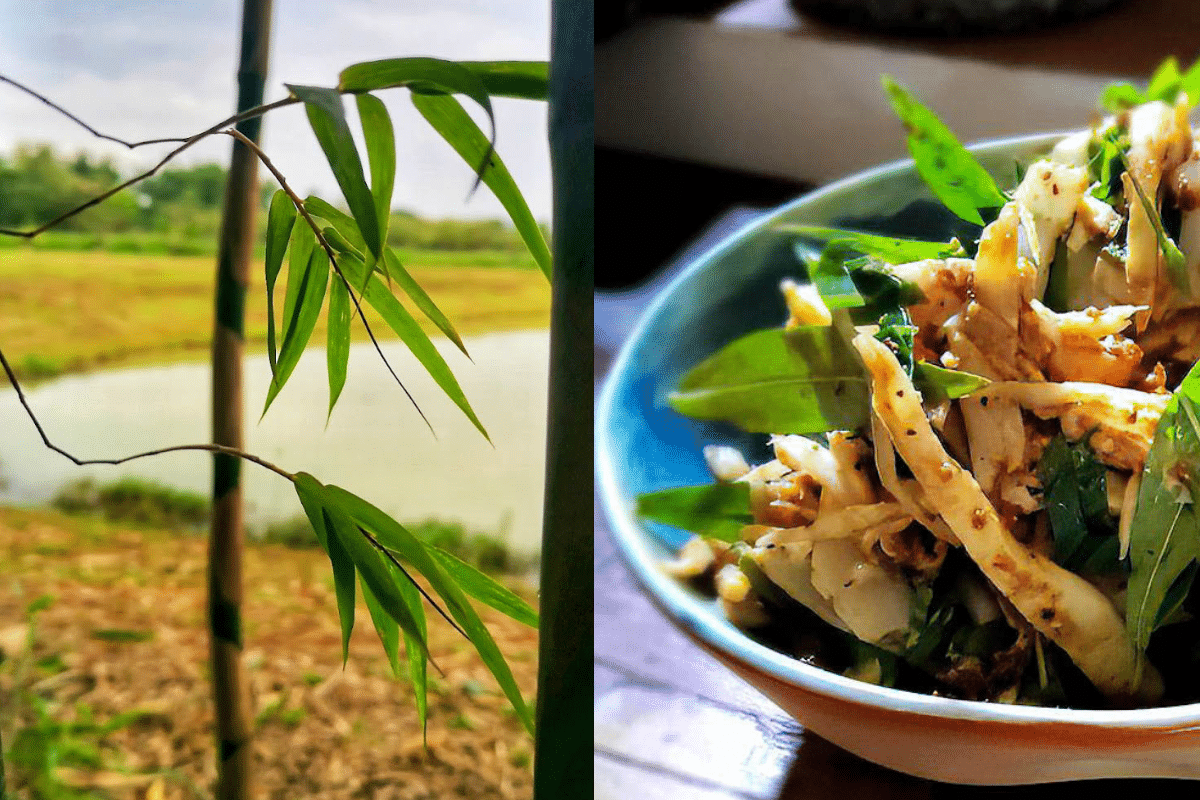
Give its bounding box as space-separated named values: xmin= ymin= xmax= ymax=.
xmin=0 ymin=248 xmax=550 ymax=378
xmin=0 ymin=507 xmax=538 ymax=799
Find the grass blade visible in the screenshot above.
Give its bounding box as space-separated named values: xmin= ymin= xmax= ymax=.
xmin=339 ymin=252 xmax=489 ymax=442
xmin=412 ymin=92 xmax=551 ymax=280
xmin=288 ymin=84 xmax=382 ymax=260
xmin=326 ymin=273 xmax=350 ymax=418
xmin=326 ymin=484 xmax=534 ymax=734
xmin=356 ymin=93 xmax=395 ymax=264
xmin=428 ymin=545 xmax=539 ymax=628
xmin=265 ymin=231 xmax=329 ymax=415
xmin=264 ymin=190 xmax=296 ymax=374
xmin=881 ymin=76 xmax=1007 ymax=226
xmin=295 ymin=474 xmax=356 ymax=665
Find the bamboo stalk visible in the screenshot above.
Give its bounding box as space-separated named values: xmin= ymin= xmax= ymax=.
xmin=209 ymin=1 xmax=273 ymax=797
xmin=534 ymin=0 xmax=593 ymax=795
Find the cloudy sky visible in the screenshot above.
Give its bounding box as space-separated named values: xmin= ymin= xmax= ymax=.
xmin=0 ymin=0 xmax=551 ymax=221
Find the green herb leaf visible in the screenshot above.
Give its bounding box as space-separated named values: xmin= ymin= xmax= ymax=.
xmin=288 ymin=84 xmax=382 ymax=261
xmin=338 ymin=251 xmax=489 ymax=442
xmin=911 ymin=362 xmax=989 ymax=405
xmin=1122 ymin=153 xmax=1189 ymax=292
xmin=874 ymin=309 xmax=917 ymax=377
xmin=323 ymin=484 xmax=534 ymax=735
xmin=1043 ymin=238 xmax=1072 ymax=313
xmin=326 ymin=273 xmax=351 ymax=418
xmin=881 ymin=76 xmax=1007 ymax=226
xmin=428 ymin=546 xmax=539 ymax=628
xmin=355 ymin=93 xmax=395 ymax=265
xmin=844 ymin=258 xmax=927 ymax=323
xmin=1088 ymin=126 xmax=1129 ymax=205
xmin=668 ymin=326 xmax=870 ymax=435
xmin=1037 ymin=435 xmax=1116 ymax=571
xmin=412 ymin=92 xmax=551 ymax=280
xmin=265 ymin=225 xmax=329 ymax=415
xmin=1100 ymin=83 xmax=1145 ymax=112
xmin=635 ymin=483 xmax=754 ymax=542
xmin=264 ymin=190 xmax=296 ymax=375
xmin=295 ymin=474 xmax=357 ymax=665
xmin=803 ymin=243 xmax=863 ymax=310
xmin=1126 ymin=364 xmax=1200 ymax=651
xmin=785 ymin=225 xmax=967 ymax=262
xmin=1145 ymin=57 xmax=1184 ymax=104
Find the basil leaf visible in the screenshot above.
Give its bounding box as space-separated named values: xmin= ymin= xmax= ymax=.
xmin=1122 ymin=151 xmax=1189 ymax=292
xmin=803 ymin=242 xmax=863 ymax=310
xmin=911 ymin=362 xmax=989 ymax=405
xmin=1126 ymin=363 xmax=1200 ymax=652
xmin=881 ymin=76 xmax=1007 ymax=226
xmin=1037 ymin=435 xmax=1117 ymax=571
xmin=874 ymin=309 xmax=916 ymax=378
xmin=636 ymin=483 xmax=754 ymax=542
xmin=667 ymin=326 xmax=870 ymax=435
xmin=1088 ymin=126 xmax=1129 ymax=206
xmin=785 ymin=225 xmax=966 ymax=263
xmin=845 ymin=258 xmax=926 ymax=323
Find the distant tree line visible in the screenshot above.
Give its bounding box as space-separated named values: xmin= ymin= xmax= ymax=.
xmin=0 ymin=143 xmax=542 ymax=253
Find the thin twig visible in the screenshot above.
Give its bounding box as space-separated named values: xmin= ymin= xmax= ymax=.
xmin=0 ymin=347 xmax=295 ymax=482
xmin=360 ymin=526 xmax=469 ymax=640
xmin=223 ymin=127 xmax=434 ymax=435
xmin=0 ymin=95 xmax=296 ymax=239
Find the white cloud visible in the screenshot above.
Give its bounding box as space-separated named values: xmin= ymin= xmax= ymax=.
xmin=0 ymin=0 xmax=551 ymax=221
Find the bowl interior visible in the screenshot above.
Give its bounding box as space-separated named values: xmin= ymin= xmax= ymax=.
xmin=595 ymin=132 xmax=1200 ymax=727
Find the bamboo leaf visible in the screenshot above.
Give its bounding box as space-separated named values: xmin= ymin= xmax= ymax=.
xmin=784 ymin=225 xmax=966 ymax=263
xmin=295 ymin=474 xmax=356 ymax=665
xmin=361 ymin=538 xmax=429 ymax=736
xmin=668 ymin=326 xmax=870 ymax=435
xmin=412 ymin=92 xmax=551 ymax=280
xmin=287 ymin=84 xmax=382 ymax=261
xmin=265 ymin=229 xmax=329 ymax=415
xmin=339 ymin=252 xmax=489 ymax=442
xmin=306 ymin=196 xmax=468 ymax=354
xmin=327 ymin=273 xmax=350 ymax=417
xmin=360 ymin=576 xmax=402 ymax=677
xmin=1126 ymin=363 xmax=1200 ymax=651
xmin=383 ymin=248 xmax=468 ymax=357
xmin=428 ymin=546 xmax=539 ymax=628
xmin=881 ymin=76 xmax=1007 ymax=226
xmin=324 ymin=484 xmax=534 ymax=735
xmin=635 ymin=483 xmax=754 ymax=542
xmin=298 ymin=474 xmax=432 ymax=664
xmin=264 ymin=190 xmax=296 ymax=374
xmin=355 ymin=93 xmax=395 ymax=266
xmin=461 ymin=60 xmax=549 ymax=100
xmin=338 ymin=56 xmax=494 ymax=110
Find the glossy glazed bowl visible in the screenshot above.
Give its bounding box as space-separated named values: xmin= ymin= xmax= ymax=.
xmin=594 ymin=133 xmax=1200 ymax=785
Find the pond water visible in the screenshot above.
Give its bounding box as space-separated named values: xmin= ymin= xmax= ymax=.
xmin=0 ymin=330 xmax=549 ymax=554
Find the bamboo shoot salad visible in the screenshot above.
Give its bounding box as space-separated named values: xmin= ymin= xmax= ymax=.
xmin=638 ymin=60 xmax=1200 ymax=708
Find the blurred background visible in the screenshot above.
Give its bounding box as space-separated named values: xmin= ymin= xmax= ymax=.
xmin=595 ymin=1 xmax=1200 ymax=798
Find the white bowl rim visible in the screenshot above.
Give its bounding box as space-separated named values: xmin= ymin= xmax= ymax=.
xmin=595 ymin=129 xmax=1200 ymax=731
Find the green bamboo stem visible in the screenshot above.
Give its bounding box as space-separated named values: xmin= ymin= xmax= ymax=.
xmin=534 ymin=0 xmax=594 ymax=795
xmin=209 ymin=1 xmax=273 ymax=797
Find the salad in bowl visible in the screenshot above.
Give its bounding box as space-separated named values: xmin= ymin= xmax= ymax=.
xmin=635 ymin=61 xmax=1200 ymax=711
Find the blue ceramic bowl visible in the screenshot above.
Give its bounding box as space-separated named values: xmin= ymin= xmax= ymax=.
xmin=595 ymin=133 xmax=1200 ymax=784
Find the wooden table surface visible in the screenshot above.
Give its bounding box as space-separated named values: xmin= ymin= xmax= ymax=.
xmin=592 ymin=213 xmax=1191 ymax=798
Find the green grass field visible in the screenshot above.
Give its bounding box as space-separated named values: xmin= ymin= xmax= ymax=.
xmin=0 ymin=246 xmax=550 ymax=378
